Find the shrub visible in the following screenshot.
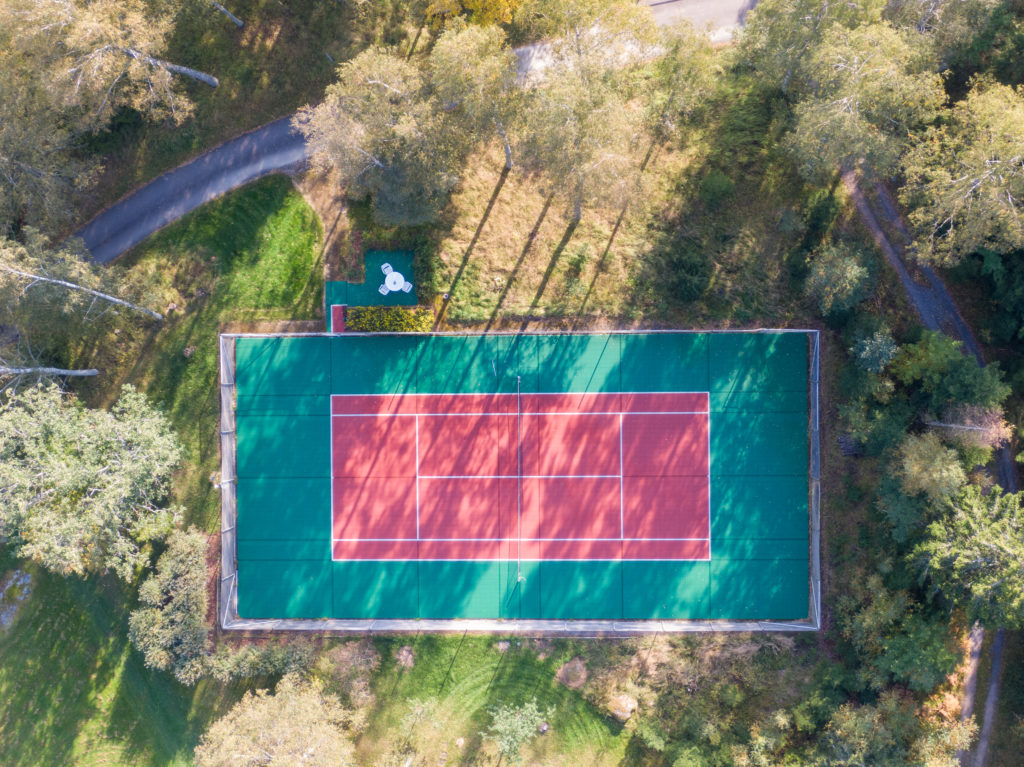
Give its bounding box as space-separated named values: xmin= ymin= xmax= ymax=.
xmin=206 ymin=640 xmax=314 ymax=683
xmin=698 ymin=169 xmax=735 ymax=209
xmin=346 ymin=305 xmax=434 ymax=332
xmin=128 ymin=527 xmax=209 ymax=685
xmin=651 ymin=231 xmax=713 ymax=302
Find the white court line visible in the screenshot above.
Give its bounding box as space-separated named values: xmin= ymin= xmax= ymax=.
xmin=330 ymin=391 xmax=712 ymax=561
xmin=331 ymin=410 xmax=709 ymax=417
xmin=415 ymin=414 xmax=420 ymax=541
xmin=417 ymin=474 xmax=623 ymax=480
xmin=332 ymin=537 xmax=711 ymax=542
xmin=619 ymin=413 xmax=624 ymax=540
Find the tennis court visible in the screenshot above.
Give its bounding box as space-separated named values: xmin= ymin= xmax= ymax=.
xmin=226 ymin=331 xmax=817 ymax=626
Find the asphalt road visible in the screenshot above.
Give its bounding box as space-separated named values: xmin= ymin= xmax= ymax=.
xmin=73 ymin=0 xmax=758 ymax=263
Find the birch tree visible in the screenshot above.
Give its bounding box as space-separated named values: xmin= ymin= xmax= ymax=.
xmin=297 ymin=48 xmax=470 ymax=226
xmin=0 ymin=68 xmax=93 ymax=235
xmin=737 ymin=0 xmax=885 ymax=95
xmin=515 ymin=0 xmax=657 ymax=220
xmin=0 ymin=232 xmax=161 ymax=381
xmin=4 ymin=0 xmax=218 ymax=126
xmin=914 ymin=485 xmax=1024 ymax=628
xmin=430 ymin=23 xmax=521 ymax=171
xmin=785 ymin=22 xmax=944 ymax=182
xmin=0 ymin=384 xmax=182 ymax=580
xmin=901 ymin=82 xmax=1024 ymax=265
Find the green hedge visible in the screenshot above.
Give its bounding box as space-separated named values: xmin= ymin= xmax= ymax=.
xmin=346 ymin=305 xmax=434 ymax=332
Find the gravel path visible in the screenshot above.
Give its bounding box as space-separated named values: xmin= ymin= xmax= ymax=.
xmin=73 ymin=0 xmax=757 ymax=263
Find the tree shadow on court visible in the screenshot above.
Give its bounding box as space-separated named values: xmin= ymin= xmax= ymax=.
xmin=485 ymin=193 xmax=555 ymax=331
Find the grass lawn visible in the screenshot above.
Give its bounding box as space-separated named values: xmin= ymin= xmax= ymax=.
xmin=0 ymin=175 xmax=323 ymax=767
xmin=76 ymin=173 xmax=324 ymax=530
xmin=0 ymin=548 xmax=247 ymax=767
xmin=355 ymin=636 xmax=629 ymax=766
xmin=80 ymin=0 xmax=427 ymax=219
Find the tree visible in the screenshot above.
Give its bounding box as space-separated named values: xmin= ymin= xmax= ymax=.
xmin=0 ymin=384 xmax=182 ymax=580
xmin=914 ymin=485 xmax=1024 ymax=628
xmin=514 ymin=0 xmax=657 ymax=220
xmin=297 ymin=48 xmax=469 ymax=226
xmin=5 ymin=0 xmax=217 ymax=126
xmin=804 ymin=241 xmax=874 ymax=315
xmin=852 ymin=328 xmax=898 ymax=373
xmin=430 ymin=23 xmax=521 ymax=170
xmin=785 ymin=22 xmax=944 ymax=182
xmin=836 ymin=573 xmax=959 ymax=693
xmin=0 ymin=231 xmax=161 ymax=386
xmin=0 ymin=69 xmax=94 ymax=235
xmin=644 ymin=21 xmax=717 ymax=142
xmin=897 ymin=432 xmax=966 ymax=502
xmin=128 ymin=528 xmax=209 ymax=685
xmin=205 ymin=640 xmax=314 ymax=683
xmin=902 ymin=82 xmax=1024 ymax=265
xmin=890 ymin=331 xmax=1009 ymax=410
xmin=737 ymin=0 xmax=884 ymax=94
xmin=194 ymin=674 xmax=356 ymax=767
xmin=484 ymin=698 xmax=551 ymax=765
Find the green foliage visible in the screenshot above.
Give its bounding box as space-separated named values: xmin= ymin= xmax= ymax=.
xmin=0 ymin=384 xmax=181 ymax=580
xmin=818 ymin=690 xmax=972 ymax=767
xmin=194 ymin=674 xmax=356 ymax=767
xmin=876 ymin=476 xmax=929 ymax=544
xmin=953 ymin=247 xmax=1024 ymax=347
xmin=852 ymin=329 xmax=898 ymax=373
xmin=836 ymin=573 xmax=959 ymax=693
xmin=346 ymin=305 xmax=434 ymax=332
xmin=914 ymin=485 xmax=1024 ymax=628
xmin=805 ymin=241 xmax=874 ymax=316
xmin=698 ymin=170 xmax=735 ymax=209
xmin=485 ymin=697 xmax=551 ymax=765
xmin=891 ymin=331 xmax=1010 ymax=410
xmin=0 ymin=229 xmax=159 ymax=374
xmin=128 ymin=527 xmax=209 ymax=685
xmin=205 ymin=641 xmax=315 ymax=684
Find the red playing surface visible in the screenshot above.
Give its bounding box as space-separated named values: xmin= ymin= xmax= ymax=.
xmin=330 ymin=392 xmax=710 ymax=561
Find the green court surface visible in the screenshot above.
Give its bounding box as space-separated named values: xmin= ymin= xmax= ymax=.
xmin=325 ymin=250 xmax=417 ymax=331
xmin=232 ymin=331 xmax=812 ymax=622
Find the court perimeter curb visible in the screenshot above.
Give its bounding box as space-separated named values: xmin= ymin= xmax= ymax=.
xmin=218 ymin=329 xmax=822 ymax=634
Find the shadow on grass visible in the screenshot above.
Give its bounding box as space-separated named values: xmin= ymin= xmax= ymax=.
xmin=437 ymin=168 xmax=511 ymax=328
xmin=485 ymin=193 xmax=555 ymax=331
xmin=519 ymin=220 xmax=578 ymax=331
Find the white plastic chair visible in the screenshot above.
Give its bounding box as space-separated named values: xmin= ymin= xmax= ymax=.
xmin=378 ymin=284 xmax=390 ymax=295
xmin=401 ymin=281 xmax=413 ymax=293
xmin=381 ymin=263 xmax=393 ymax=275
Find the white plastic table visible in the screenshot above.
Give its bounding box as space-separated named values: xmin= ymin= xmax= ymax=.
xmin=384 ymin=271 xmax=405 ymax=292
